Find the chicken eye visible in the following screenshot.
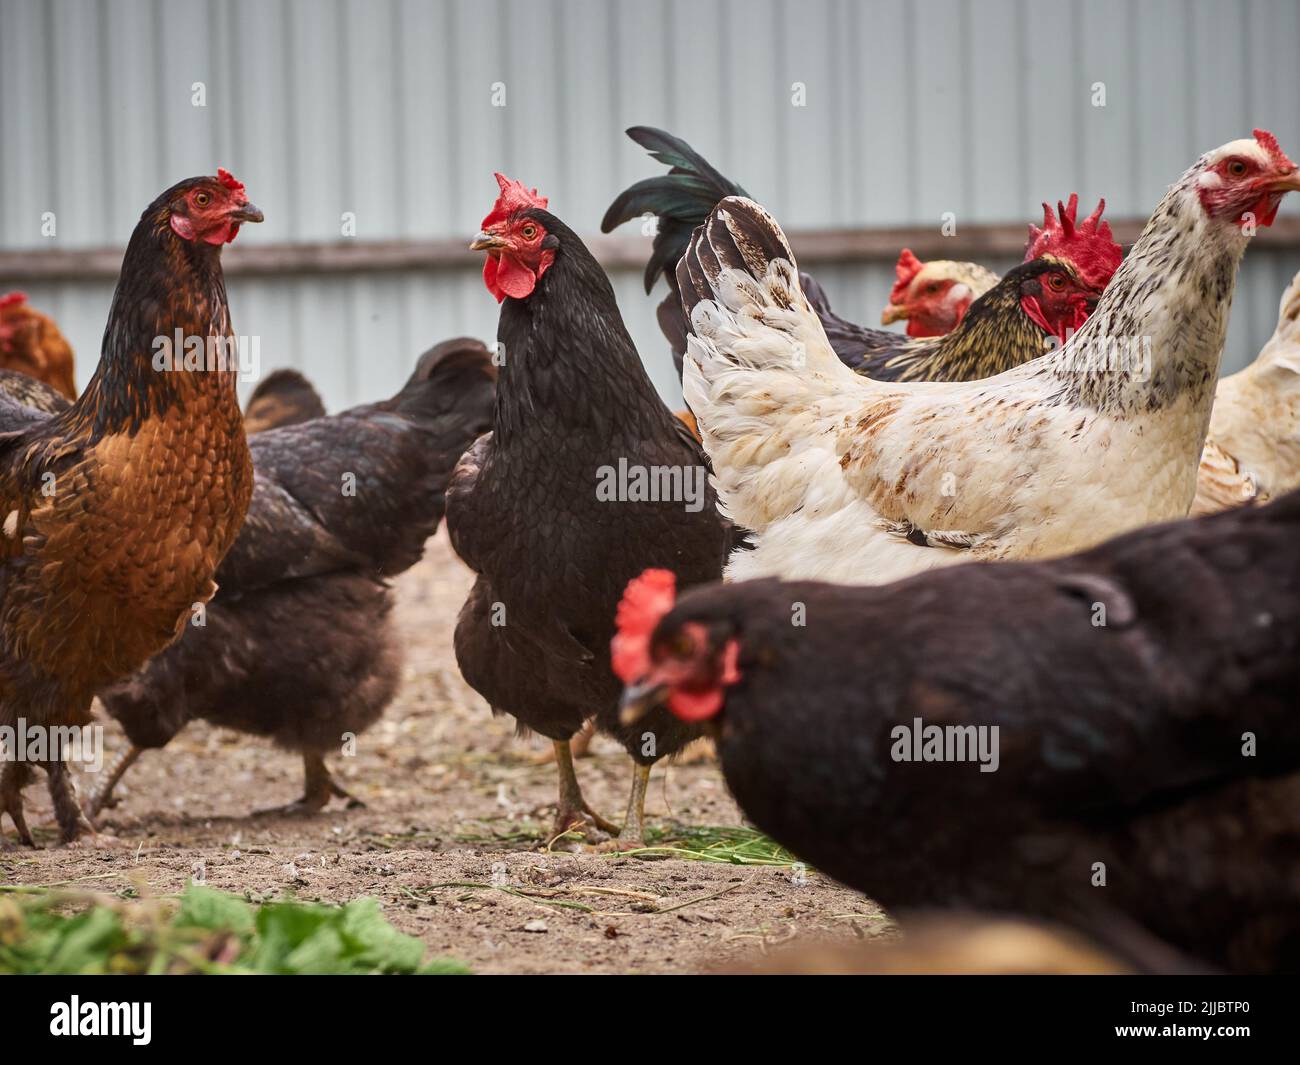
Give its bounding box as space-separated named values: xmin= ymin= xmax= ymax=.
xmin=926 ymin=283 xmax=940 ymax=294
xmin=520 ymin=223 xmax=538 ymax=240
xmin=1227 ymin=159 xmax=1248 ymax=178
xmin=1046 ymin=273 xmax=1067 ymax=292
xmin=670 ymin=633 xmax=695 ymax=657
xmin=194 ymin=191 xmax=211 ymax=207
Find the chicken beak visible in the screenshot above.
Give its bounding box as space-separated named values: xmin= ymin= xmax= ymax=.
xmin=230 ymin=202 xmax=264 ymax=224
xmin=880 ymin=303 xmax=909 ymax=326
xmin=1268 ymin=168 xmax=1300 ymax=194
xmin=619 ymin=679 xmax=670 ymax=726
xmin=470 ymin=231 xmax=510 ymax=252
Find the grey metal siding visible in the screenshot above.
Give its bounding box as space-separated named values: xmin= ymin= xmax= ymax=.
xmin=3 ymin=0 xmax=1299 ymax=407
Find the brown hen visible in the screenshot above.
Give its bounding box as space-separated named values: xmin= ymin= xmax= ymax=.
xmin=0 ymin=169 xmax=261 ymax=844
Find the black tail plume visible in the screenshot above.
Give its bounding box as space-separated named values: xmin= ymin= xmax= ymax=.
xmin=601 ymin=126 xmax=749 ymax=295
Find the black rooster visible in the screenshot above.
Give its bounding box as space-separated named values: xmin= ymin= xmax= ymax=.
xmin=618 ymin=491 xmax=1300 ymax=973
xmin=90 ymin=339 xmax=496 ymax=816
xmin=449 ymin=174 xmax=729 ymax=843
xmin=602 ymin=126 xmax=1116 ymax=382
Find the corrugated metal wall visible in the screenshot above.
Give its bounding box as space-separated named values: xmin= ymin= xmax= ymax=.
xmin=3 ymin=0 xmax=1300 ymax=407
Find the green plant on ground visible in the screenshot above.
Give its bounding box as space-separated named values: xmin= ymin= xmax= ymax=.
xmin=0 ymin=883 xmax=470 ymax=975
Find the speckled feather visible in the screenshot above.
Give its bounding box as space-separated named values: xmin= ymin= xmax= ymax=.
xmin=1192 ymin=270 xmax=1300 ymax=515
xmin=811 ymin=258 xmax=1082 ymax=381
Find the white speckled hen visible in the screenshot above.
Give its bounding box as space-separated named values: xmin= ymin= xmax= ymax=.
xmin=677 ymin=131 xmax=1300 ymax=587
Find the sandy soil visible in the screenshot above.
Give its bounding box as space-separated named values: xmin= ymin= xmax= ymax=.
xmin=0 ymin=532 xmax=885 ymax=974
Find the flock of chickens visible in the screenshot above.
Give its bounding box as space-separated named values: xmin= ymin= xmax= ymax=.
xmin=1 ymin=124 xmax=1299 ymax=974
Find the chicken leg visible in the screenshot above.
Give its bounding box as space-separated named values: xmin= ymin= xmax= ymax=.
xmin=0 ymin=760 xmax=34 ymax=847
xmin=45 ymin=758 xmax=97 ymax=844
xmin=550 ymin=739 xmax=619 ymax=840
xmin=255 ymin=752 xmax=364 ymax=816
xmin=620 ymin=762 xmax=652 ymax=845
xmin=593 ymin=763 xmax=652 ymax=853
xmin=531 ymin=718 xmax=596 ymax=764
xmin=83 ymin=744 xmax=143 ymax=820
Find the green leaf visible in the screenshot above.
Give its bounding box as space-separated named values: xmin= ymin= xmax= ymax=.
xmin=176 ymin=884 xmax=255 ymax=936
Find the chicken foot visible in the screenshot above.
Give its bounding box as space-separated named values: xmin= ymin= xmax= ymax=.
xmin=255 ymin=752 xmax=364 ymax=816
xmin=83 ymin=744 xmax=143 ymax=820
xmin=0 ymin=760 xmax=34 ymax=847
xmin=550 ymin=739 xmax=619 ymax=840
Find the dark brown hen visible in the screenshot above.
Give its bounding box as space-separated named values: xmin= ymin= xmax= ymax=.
xmin=242 ymin=367 xmax=326 ymax=433
xmin=448 ymin=175 xmax=728 ymax=843
xmin=0 ymin=171 xmax=261 ymax=844
xmin=91 ymin=339 xmax=496 ymax=816
xmin=619 ymin=490 xmax=1300 ymax=973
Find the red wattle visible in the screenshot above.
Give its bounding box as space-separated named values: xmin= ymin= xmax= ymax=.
xmin=1020 ymin=295 xmax=1052 ymax=338
xmin=668 ymin=686 xmax=724 ymax=721
xmin=1247 ymin=193 xmax=1281 ymax=229
xmin=495 ymin=254 xmax=539 ymax=300
xmin=906 ymin=318 xmax=949 ymax=339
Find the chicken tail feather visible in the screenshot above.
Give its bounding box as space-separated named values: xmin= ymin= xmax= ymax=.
xmin=673 ymin=197 xmax=867 ymax=534
xmin=601 ymin=127 xmax=749 ymax=296
xmin=677 ymin=196 xmax=849 ymax=380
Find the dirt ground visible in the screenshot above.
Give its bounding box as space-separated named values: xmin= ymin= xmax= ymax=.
xmin=0 ymin=531 xmax=886 ymax=974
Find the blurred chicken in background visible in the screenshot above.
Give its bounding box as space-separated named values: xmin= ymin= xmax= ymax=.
xmin=0 ymin=292 xmax=77 ymax=400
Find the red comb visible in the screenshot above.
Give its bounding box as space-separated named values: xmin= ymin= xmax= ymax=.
xmin=1024 ymin=194 xmax=1122 ymax=291
xmin=481 ymin=173 xmax=549 ymax=230
xmin=1253 ymin=128 xmax=1295 ymax=171
xmin=0 ymin=291 xmax=28 ymax=310
xmin=216 ymin=167 xmax=245 ymax=195
xmin=889 ymin=248 xmax=925 ymax=303
xmin=611 ymin=569 xmax=677 ymax=684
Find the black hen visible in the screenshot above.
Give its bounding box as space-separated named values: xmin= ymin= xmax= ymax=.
xmin=91 ymin=339 xmax=497 ymax=816
xmin=450 ymin=175 xmax=729 ymax=843
xmin=602 ymin=126 xmax=1112 ymax=383
xmin=619 ymin=491 xmax=1300 ymax=973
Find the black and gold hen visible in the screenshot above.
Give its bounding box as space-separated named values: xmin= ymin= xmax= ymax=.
xmin=0 ymin=171 xmax=261 ymax=844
